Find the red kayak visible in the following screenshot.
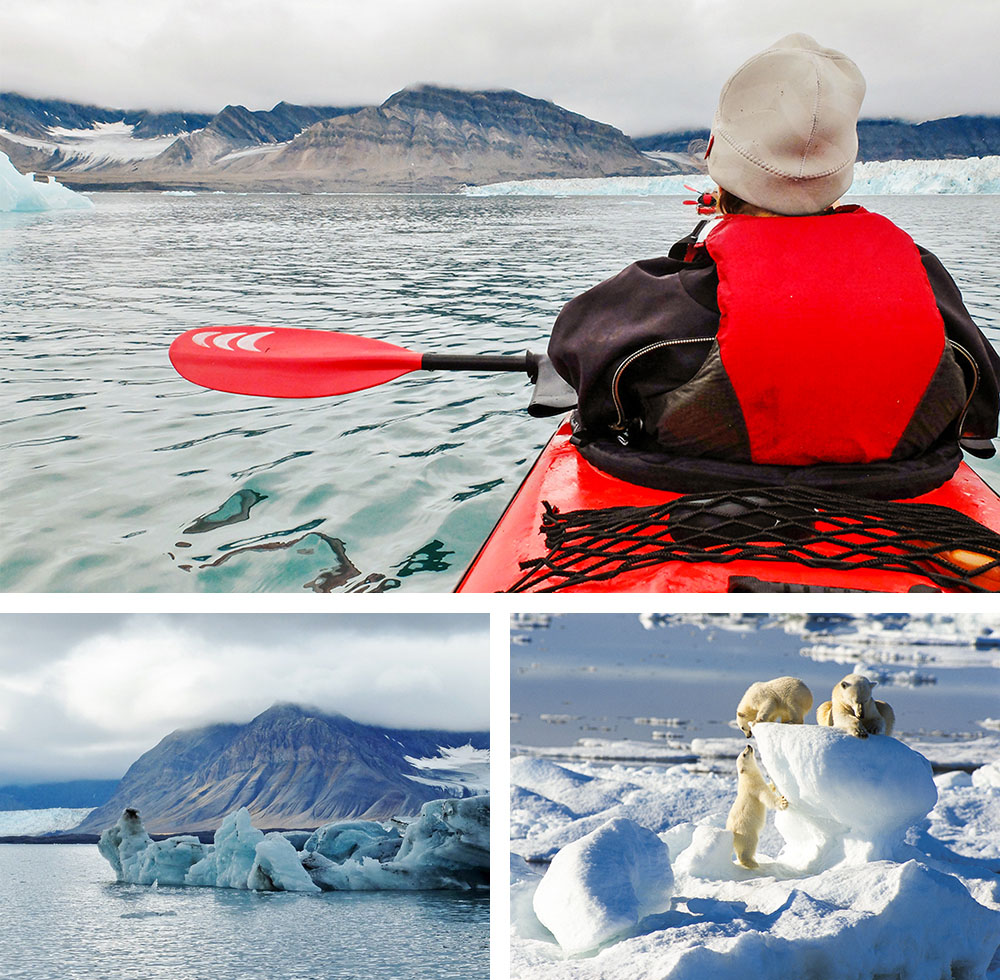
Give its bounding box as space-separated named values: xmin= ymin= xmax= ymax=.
xmin=456 ymin=419 xmax=1000 ymax=593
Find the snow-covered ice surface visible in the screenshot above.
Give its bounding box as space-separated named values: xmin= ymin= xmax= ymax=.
xmin=0 ymin=152 xmax=93 ymax=212
xmin=511 ymin=733 xmax=1000 ymax=979
xmin=0 ymin=807 xmax=94 ymax=835
xmin=99 ymin=795 xmax=488 ymax=893
xmin=466 ymin=156 xmax=1000 ymax=196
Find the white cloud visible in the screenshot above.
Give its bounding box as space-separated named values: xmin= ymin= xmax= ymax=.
xmin=1 ymin=0 xmax=997 ymax=134
xmin=0 ymin=614 xmax=488 ymax=783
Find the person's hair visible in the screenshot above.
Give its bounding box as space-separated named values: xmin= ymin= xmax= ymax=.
xmin=717 ymin=186 xmax=834 ymax=217
xmin=717 ymin=187 xmax=754 ymax=215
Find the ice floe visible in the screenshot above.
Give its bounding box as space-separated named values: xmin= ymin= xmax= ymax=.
xmin=511 ymin=728 xmax=1000 ymax=979
xmin=0 ymin=152 xmax=93 ymax=212
xmin=99 ymin=795 xmax=488 ymax=893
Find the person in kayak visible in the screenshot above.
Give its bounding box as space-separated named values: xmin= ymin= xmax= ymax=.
xmin=548 ymin=34 xmax=1000 ymax=497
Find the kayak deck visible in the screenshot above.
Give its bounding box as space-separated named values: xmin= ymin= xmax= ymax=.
xmin=456 ymin=420 xmax=1000 ymax=593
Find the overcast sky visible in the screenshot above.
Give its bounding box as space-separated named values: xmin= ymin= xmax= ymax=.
xmin=0 ymin=613 xmax=488 ymax=784
xmin=1 ymin=0 xmax=998 ymax=136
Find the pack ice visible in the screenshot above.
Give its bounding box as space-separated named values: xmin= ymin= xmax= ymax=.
xmin=512 ymin=727 xmax=1000 ymax=979
xmin=98 ymin=795 xmax=488 ymax=893
xmin=0 ymin=152 xmax=93 ymax=212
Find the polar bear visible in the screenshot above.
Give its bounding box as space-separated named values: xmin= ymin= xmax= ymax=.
xmin=816 ymin=674 xmax=895 ymax=738
xmin=725 ymin=744 xmax=788 ymax=869
xmin=735 ymin=676 xmax=813 ymax=737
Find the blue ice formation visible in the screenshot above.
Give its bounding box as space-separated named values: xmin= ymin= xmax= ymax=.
xmin=0 ymin=152 xmax=93 ymax=212
xmin=98 ymin=795 xmax=489 ymax=892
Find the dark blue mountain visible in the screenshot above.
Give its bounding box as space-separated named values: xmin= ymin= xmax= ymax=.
xmin=0 ymin=779 xmax=120 ymax=811
xmin=633 ymin=115 xmax=1000 ymax=161
xmin=72 ymin=704 xmax=488 ymax=834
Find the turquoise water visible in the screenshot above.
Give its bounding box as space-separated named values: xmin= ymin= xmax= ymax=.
xmin=2 ymin=193 xmax=998 ymax=592
xmin=0 ymin=844 xmax=488 ymax=980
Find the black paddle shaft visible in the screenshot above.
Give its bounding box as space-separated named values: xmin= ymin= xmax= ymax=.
xmin=421 ymin=352 xmax=534 ymax=375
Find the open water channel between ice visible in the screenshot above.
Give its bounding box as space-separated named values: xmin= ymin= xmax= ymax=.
xmin=3 ymin=193 xmax=999 ymax=591
xmin=0 ymin=844 xmax=489 ymax=980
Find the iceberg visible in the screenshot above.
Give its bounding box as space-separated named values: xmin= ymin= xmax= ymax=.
xmin=511 ymin=733 xmax=1000 ymax=976
xmin=464 ymin=156 xmax=1000 ymax=197
xmin=98 ymin=795 xmax=489 ymax=893
xmin=0 ymin=152 xmax=93 ymax=212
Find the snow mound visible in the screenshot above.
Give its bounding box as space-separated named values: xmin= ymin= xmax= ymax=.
xmin=533 ymin=818 xmax=674 ymax=955
xmin=98 ymin=796 xmax=488 ymax=893
xmin=972 ymin=760 xmax=1000 ymax=788
xmin=0 ymin=152 xmax=93 ymax=212
xmin=511 ymin=756 xmax=630 ymax=814
xmin=753 ymin=722 xmax=936 ymax=868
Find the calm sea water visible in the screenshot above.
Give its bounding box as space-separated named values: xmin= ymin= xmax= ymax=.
xmin=2 ymin=193 xmax=998 ymax=592
xmin=511 ymin=615 xmax=1000 ymax=746
xmin=0 ymin=845 xmax=489 ymax=980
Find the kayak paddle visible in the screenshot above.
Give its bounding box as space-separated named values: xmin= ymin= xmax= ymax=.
xmin=169 ymin=326 xmax=535 ymax=398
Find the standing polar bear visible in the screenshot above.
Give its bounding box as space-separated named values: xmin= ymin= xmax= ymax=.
xmin=725 ymin=744 xmax=788 ymax=869
xmin=735 ymin=676 xmax=813 ymax=737
xmin=817 ymin=673 xmax=895 ymax=738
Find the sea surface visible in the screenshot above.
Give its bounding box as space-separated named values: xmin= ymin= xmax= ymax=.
xmin=0 ymin=844 xmax=489 ymax=980
xmin=3 ymin=193 xmax=999 ymax=592
xmin=510 ymin=614 xmax=1000 ymax=747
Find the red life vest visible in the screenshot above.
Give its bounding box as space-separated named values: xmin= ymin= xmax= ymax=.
xmin=704 ymin=208 xmax=948 ymax=465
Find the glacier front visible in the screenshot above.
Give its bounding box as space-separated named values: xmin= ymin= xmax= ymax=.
xmin=98 ymin=794 xmax=489 ymax=893
xmin=464 ymin=155 xmax=1000 ymax=196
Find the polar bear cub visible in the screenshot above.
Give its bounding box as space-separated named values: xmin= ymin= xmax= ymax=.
xmin=816 ymin=674 xmax=895 ymax=738
xmin=725 ymin=744 xmax=788 ymax=869
xmin=735 ymin=676 xmax=813 ymax=737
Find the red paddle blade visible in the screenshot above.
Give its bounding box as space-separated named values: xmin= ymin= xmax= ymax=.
xmin=169 ymin=327 xmax=423 ymax=397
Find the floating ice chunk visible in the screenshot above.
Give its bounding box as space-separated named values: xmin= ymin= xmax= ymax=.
xmin=248 ymin=833 xmax=320 ymax=893
xmin=532 ymin=818 xmax=674 ymax=955
xmin=394 ymin=795 xmax=489 ymax=879
xmin=136 ymin=835 xmax=209 ymax=886
xmin=0 ymin=152 xmax=93 ymax=212
xmin=100 ymin=797 xmax=488 ymax=894
xmin=753 ymin=723 xmax=937 ymax=869
xmin=186 ymin=807 xmax=263 ymax=888
xmin=303 ymin=820 xmax=401 ymax=863
xmin=97 ymin=808 xmax=152 ymax=881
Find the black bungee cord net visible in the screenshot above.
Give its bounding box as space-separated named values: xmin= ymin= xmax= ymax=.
xmin=506 ymin=485 xmax=1000 ymax=593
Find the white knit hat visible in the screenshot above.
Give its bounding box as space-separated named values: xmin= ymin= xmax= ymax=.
xmin=707 ymin=33 xmax=866 ymax=215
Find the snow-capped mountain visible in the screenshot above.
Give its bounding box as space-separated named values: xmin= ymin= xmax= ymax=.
xmin=73 ymin=704 xmax=489 ymax=835
xmin=0 ymin=85 xmax=671 ymax=191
